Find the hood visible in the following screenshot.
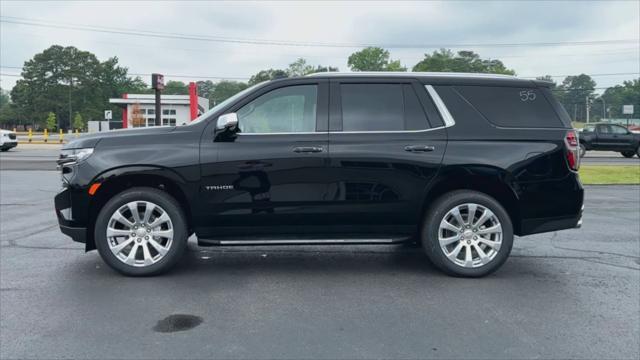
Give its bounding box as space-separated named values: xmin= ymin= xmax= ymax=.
xmin=0 ymin=129 xmax=15 ymax=134
xmin=63 ymin=126 xmax=176 ymax=149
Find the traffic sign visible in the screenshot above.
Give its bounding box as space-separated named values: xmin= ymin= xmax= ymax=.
xmin=104 ymin=110 xmax=112 ymax=120
xmin=622 ymin=105 xmax=634 ymax=115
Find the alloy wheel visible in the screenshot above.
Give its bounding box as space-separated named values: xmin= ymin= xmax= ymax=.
xmin=438 ymin=203 xmax=503 ymax=268
xmin=106 ymin=201 xmax=174 ymax=267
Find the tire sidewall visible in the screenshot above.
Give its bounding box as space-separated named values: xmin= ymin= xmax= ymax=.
xmin=94 ymin=187 xmax=188 ymax=276
xmin=579 ymin=144 xmax=586 ymax=158
xmin=422 ymin=191 xmax=514 ymax=277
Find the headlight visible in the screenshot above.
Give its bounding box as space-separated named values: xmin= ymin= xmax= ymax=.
xmin=58 ymin=148 xmax=94 ymax=165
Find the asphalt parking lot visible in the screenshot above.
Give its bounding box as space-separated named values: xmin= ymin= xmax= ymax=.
xmin=1 ymin=153 xmax=639 ymax=359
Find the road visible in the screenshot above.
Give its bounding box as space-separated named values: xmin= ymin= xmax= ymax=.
xmin=1 ymin=169 xmax=639 ymax=359
xmin=2 ymin=145 xmax=639 ymax=171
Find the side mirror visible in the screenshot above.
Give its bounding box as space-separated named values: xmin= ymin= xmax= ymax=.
xmin=216 ymin=113 xmax=238 ymax=132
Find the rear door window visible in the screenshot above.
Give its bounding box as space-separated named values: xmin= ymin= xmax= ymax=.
xmin=339 ymin=83 xmax=429 ymax=131
xmin=454 ymin=85 xmax=565 ymax=128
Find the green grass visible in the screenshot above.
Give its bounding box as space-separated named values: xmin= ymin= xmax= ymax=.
xmin=579 ymin=165 xmax=640 ymax=185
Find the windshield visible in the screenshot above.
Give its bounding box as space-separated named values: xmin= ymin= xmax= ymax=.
xmin=186 ymin=82 xmax=266 ymax=125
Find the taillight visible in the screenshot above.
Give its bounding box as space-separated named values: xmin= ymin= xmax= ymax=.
xmin=565 ymin=130 xmax=580 ymax=171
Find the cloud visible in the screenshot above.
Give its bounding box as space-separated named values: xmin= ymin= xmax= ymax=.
xmin=1 ymin=0 xmax=638 ymax=92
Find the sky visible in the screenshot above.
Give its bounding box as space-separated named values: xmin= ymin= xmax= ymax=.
xmin=1 ymin=0 xmax=639 ymax=94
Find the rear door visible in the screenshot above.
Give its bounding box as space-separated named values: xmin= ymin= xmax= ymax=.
xmin=197 ymin=79 xmax=330 ymax=238
xmin=609 ymin=124 xmax=635 ymax=150
xmin=323 ymin=78 xmax=447 ymax=236
xmin=594 ymin=124 xmax=616 ymax=149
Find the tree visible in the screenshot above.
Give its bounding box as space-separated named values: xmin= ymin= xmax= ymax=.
xmin=348 ymin=47 xmax=406 ymax=72
xmin=72 ymin=112 xmax=85 ymax=130
xmin=286 ymin=58 xmax=338 ymax=76
xmin=163 ymin=80 xmax=189 ymax=95
xmin=196 ymin=80 xmax=216 ymax=99
xmin=45 ymin=112 xmax=57 ymax=131
xmin=10 ymin=46 xmax=146 ymax=129
xmin=556 ymin=74 xmax=597 ymax=122
xmin=130 ymin=103 xmax=145 ymax=127
xmin=210 ymin=81 xmax=248 ymax=106
xmin=596 ymin=78 xmax=639 ymax=119
xmin=412 ymin=49 xmax=515 ymax=74
xmin=248 ymin=69 xmax=289 ymax=85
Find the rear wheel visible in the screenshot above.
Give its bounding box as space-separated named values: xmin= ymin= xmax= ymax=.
xmin=579 ymin=143 xmax=586 ymax=158
xmin=94 ymin=187 xmax=188 ymax=276
xmin=421 ymin=190 xmax=514 ymax=277
xmin=636 ymin=146 xmax=640 ymax=158
xmin=621 ymin=151 xmax=635 ymax=158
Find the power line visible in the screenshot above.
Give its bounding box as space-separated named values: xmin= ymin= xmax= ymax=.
xmin=2 ymin=15 xmax=638 ymax=49
xmin=3 ymin=66 xmax=638 ymax=80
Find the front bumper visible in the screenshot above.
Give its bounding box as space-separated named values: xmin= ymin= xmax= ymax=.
xmin=54 ymin=187 xmax=88 ymax=244
xmin=1 ymin=142 xmax=17 ymax=150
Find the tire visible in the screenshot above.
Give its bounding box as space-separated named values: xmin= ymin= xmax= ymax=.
xmin=421 ymin=190 xmax=514 ymax=277
xmin=579 ymin=143 xmax=586 ymax=158
xmin=94 ymin=187 xmax=188 ymax=276
xmin=621 ymin=151 xmax=635 ymax=158
xmin=637 ymin=146 xmax=640 ymax=158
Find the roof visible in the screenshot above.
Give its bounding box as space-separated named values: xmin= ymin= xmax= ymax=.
xmin=303 ymin=71 xmax=544 ymax=87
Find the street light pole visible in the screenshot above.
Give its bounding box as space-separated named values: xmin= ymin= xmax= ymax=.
xmin=600 ymin=98 xmax=606 ymax=120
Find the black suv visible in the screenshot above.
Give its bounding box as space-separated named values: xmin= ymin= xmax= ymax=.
xmin=55 ymin=72 xmax=584 ymax=277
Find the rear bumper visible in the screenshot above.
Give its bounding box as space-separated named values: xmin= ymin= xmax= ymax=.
xmin=520 ymin=211 xmax=582 ymax=235
xmin=517 ymin=177 xmax=584 ymax=236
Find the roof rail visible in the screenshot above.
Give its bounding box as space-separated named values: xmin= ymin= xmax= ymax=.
xmin=305 ymin=71 xmax=518 ymax=79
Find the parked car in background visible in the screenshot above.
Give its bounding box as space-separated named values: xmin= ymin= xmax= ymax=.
xmin=579 ymin=123 xmax=640 ymax=158
xmin=628 ymin=125 xmax=640 ymax=134
xmin=55 ymin=72 xmax=584 ymax=278
xmin=0 ymin=129 xmax=18 ymax=151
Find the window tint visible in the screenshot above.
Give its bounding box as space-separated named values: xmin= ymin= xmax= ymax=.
xmin=340 ymin=84 xmax=429 ymax=131
xmin=611 ymin=125 xmax=629 ymax=134
xmin=597 ymin=124 xmax=611 ymax=133
xmin=583 ymin=125 xmax=595 ymax=132
xmin=455 ymin=86 xmax=564 ymax=128
xmin=237 ymin=85 xmax=317 ymax=133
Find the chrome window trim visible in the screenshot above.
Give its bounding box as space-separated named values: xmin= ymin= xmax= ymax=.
xmin=238 ymin=131 xmax=321 ymax=136
xmin=425 ymin=85 xmax=456 ymax=128
xmin=236 ymin=85 xmax=456 ymax=135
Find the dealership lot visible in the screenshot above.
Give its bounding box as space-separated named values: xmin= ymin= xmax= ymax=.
xmin=1 ymin=160 xmax=639 ymax=359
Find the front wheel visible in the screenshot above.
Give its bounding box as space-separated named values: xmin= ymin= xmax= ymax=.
xmin=621 ymin=151 xmax=635 ymax=158
xmin=94 ymin=187 xmax=188 ymax=276
xmin=579 ymin=143 xmax=586 ymax=158
xmin=421 ymin=190 xmax=514 ymax=277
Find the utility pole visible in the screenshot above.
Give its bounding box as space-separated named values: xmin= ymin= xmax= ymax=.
xmin=151 ymin=74 xmax=164 ymax=126
xmin=585 ymin=96 xmax=590 ymax=124
xmin=599 ymin=98 xmax=606 ymax=120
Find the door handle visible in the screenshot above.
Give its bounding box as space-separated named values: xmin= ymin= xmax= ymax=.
xmin=404 ymin=145 xmax=435 ymax=152
xmin=293 ymin=146 xmax=324 ymax=153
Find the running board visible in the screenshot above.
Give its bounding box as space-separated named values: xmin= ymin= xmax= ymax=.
xmin=198 ymin=237 xmax=410 ymax=246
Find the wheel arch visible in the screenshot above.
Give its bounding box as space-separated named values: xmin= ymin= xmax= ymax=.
xmin=421 ymin=167 xmax=521 ymax=235
xmin=85 ymin=166 xmax=194 ymax=251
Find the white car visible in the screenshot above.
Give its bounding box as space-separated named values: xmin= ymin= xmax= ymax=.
xmin=0 ymin=129 xmax=18 ymax=151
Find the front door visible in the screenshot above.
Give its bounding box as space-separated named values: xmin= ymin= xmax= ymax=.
xmin=197 ymin=80 xmax=329 ymax=238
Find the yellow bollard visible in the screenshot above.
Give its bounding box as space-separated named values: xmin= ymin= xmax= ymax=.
xmin=75 ymin=129 xmax=79 ymax=137
xmin=44 ymin=129 xmax=48 ymax=143
xmin=28 ymin=129 xmax=32 ymax=143
xmin=59 ymin=129 xmax=64 ymax=143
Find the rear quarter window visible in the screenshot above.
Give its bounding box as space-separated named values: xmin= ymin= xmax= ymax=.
xmin=454 ymin=85 xmax=566 ymax=128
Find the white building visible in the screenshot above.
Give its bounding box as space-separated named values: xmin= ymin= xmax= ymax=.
xmin=109 ymin=82 xmax=209 ymax=128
